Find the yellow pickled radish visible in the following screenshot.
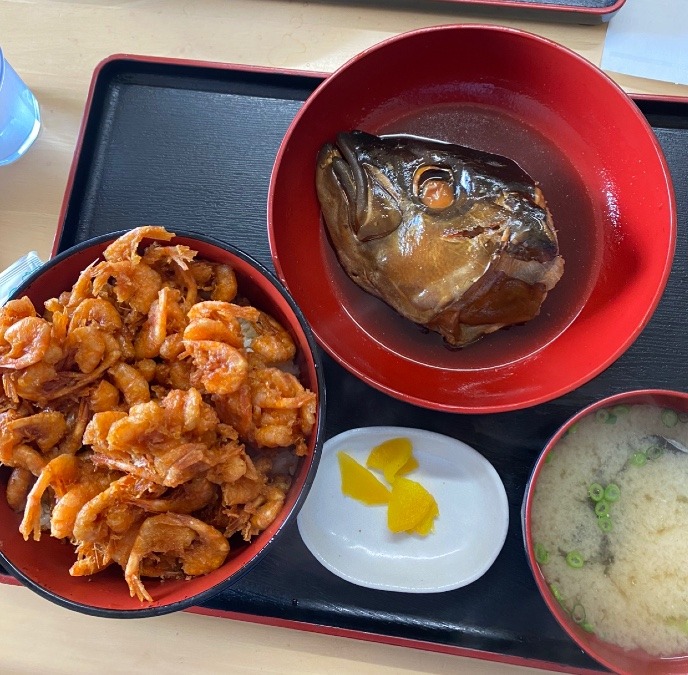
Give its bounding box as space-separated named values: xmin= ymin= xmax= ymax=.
xmin=413 ymin=500 xmax=439 ymax=536
xmin=366 ymin=437 xmax=414 ymax=483
xmin=387 ymin=476 xmax=437 ymax=533
xmin=397 ymin=455 xmax=419 ymax=476
xmin=338 ymin=451 xmax=391 ymax=505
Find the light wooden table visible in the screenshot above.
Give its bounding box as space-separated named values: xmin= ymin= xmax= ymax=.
xmin=1 ymin=1 xmax=687 ymax=673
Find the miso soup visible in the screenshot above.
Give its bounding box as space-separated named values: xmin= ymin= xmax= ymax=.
xmin=531 ymin=404 xmax=688 ymax=657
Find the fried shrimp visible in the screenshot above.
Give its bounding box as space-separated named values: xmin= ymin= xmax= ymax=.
xmin=72 ymin=474 xmax=159 ymax=543
xmin=65 ymin=326 xmax=107 ymax=374
xmin=133 ymin=287 xmax=173 ymax=359
xmin=0 ymin=226 xmax=317 ymax=602
xmin=91 ymin=260 xmax=162 ymax=315
xmin=1 ymin=410 xmax=67 ymax=453
xmin=0 ymin=443 xmax=46 ymax=476
xmin=210 ymin=264 xmax=237 ymax=302
xmin=0 ymin=317 xmax=53 ymax=369
xmin=247 ymin=312 xmax=296 ymax=365
xmin=108 ymin=362 xmax=150 ymax=406
xmin=20 ymin=454 xmax=81 ymax=540
xmin=6 ymin=467 xmax=33 ymax=511
xmin=102 ymin=225 xmax=174 ymax=263
xmin=51 ymin=470 xmax=115 ymax=540
xmin=69 ymin=298 xmax=123 ymax=334
xmin=135 ymin=477 xmax=217 ymax=514
xmin=184 ymin=339 xmax=248 ymax=395
xmin=124 ymin=513 xmax=229 ymax=601
xmin=0 ymin=297 xmax=37 ymax=335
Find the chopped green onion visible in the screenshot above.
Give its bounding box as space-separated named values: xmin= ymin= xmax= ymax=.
xmin=666 ymin=618 xmax=688 ymax=634
xmin=588 ymin=483 xmax=604 ymax=502
xmin=544 ymin=452 xmax=553 ymax=464
xmin=581 ymin=621 xmax=595 ymax=634
xmin=631 ymin=452 xmax=647 ymax=467
xmin=571 ymin=603 xmax=586 ymax=624
xmin=678 ymin=412 xmax=688 ymax=423
xmin=597 ymin=515 xmax=613 ymax=533
xmin=612 ymin=405 xmax=630 ymax=416
xmin=566 ymin=551 xmax=585 ymax=569
xmin=647 ymin=444 xmax=664 ymax=461
xmin=550 ymin=584 xmax=563 ymax=602
xmin=594 ymin=500 xmax=610 ymax=517
xmin=534 ymin=542 xmax=550 ymax=565
xmin=662 ymin=409 xmax=679 ymax=428
xmin=604 ymin=483 xmax=620 ymax=502
xmin=595 ymin=409 xmax=610 ymax=423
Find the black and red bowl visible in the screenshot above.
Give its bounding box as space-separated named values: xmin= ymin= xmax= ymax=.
xmin=0 ymin=230 xmax=325 ymax=617
xmin=523 ymin=390 xmax=688 ymax=674
xmin=268 ymin=24 xmax=676 ymax=414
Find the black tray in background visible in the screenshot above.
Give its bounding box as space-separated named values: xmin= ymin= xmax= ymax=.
xmin=46 ymin=57 xmax=688 ymax=672
xmin=429 ymin=0 xmax=624 ymax=24
xmin=312 ymin=0 xmax=625 ymax=25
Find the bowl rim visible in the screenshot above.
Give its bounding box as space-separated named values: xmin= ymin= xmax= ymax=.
xmin=522 ymin=388 xmax=688 ymax=672
xmin=267 ymin=23 xmax=677 ymax=414
xmin=0 ymin=228 xmax=326 ymax=618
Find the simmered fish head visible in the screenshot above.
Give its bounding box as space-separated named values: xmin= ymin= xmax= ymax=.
xmin=316 ymin=130 xmax=564 ymax=347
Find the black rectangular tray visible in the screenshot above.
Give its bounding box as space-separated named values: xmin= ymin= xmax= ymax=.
xmin=428 ymin=0 xmax=625 ymax=24
xmin=34 ymin=56 xmax=688 ymax=672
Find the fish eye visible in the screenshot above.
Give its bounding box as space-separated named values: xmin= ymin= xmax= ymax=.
xmin=412 ymin=166 xmax=455 ymax=209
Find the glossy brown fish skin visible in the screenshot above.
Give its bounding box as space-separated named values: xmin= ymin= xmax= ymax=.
xmin=316 ymin=130 xmax=564 ymax=347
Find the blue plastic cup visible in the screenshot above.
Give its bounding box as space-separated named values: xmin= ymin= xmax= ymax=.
xmin=0 ymin=47 xmax=41 ymax=166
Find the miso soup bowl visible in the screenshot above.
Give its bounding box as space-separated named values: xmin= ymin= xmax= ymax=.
xmin=523 ymin=389 xmax=688 ymax=674
xmin=0 ymin=229 xmax=325 ymax=617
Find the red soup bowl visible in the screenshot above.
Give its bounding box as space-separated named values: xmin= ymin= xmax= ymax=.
xmin=268 ymin=24 xmax=676 ymax=414
xmin=523 ymin=390 xmax=688 ymax=674
xmin=0 ymin=229 xmax=325 ymax=617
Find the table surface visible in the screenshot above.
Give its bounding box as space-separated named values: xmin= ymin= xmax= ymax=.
xmin=1 ymin=1 xmax=687 ymax=673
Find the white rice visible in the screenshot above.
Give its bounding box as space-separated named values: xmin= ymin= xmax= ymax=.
xmin=531 ymin=403 xmax=688 ymax=657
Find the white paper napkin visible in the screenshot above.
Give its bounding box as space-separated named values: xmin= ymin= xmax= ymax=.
xmin=601 ymin=0 xmax=688 ymax=86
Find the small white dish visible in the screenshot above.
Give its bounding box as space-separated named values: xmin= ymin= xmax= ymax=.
xmin=297 ymin=426 xmax=509 ymax=593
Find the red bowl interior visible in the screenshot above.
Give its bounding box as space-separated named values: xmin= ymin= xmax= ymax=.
xmin=0 ymin=231 xmax=324 ymax=617
xmin=523 ymin=390 xmax=688 ymax=674
xmin=268 ymin=24 xmax=676 ymax=413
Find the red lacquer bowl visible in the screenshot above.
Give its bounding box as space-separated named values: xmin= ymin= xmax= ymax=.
xmin=268 ymin=24 xmax=676 ymax=413
xmin=523 ymin=390 xmax=688 ymax=674
xmin=0 ymin=230 xmax=325 ymax=617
